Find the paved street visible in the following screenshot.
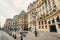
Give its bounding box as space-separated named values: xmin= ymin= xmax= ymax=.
xmin=17 ymin=31 xmax=60 ymax=40
xmin=0 ymin=30 xmax=14 ymax=40
xmin=0 ymin=30 xmax=60 ymax=40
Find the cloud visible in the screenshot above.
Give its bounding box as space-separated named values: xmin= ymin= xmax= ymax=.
xmin=0 ymin=16 xmax=6 ymax=27
xmin=0 ymin=0 xmax=35 ymax=27
xmin=13 ymin=0 xmax=35 ymax=11
xmin=0 ymin=0 xmax=18 ymax=27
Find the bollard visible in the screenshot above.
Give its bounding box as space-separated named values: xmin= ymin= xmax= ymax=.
xmin=35 ymin=31 xmax=38 ymax=37
xmin=13 ymin=34 xmax=14 ymax=37
xmin=14 ymin=34 xmax=17 ymax=39
xmin=20 ymin=35 xmax=23 ymax=40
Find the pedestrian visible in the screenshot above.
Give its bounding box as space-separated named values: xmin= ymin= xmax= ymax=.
xmin=14 ymin=34 xmax=16 ymax=39
xmin=13 ymin=34 xmax=14 ymax=37
xmin=20 ymin=35 xmax=23 ymax=40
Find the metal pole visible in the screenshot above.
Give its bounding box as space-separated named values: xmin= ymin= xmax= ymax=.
xmin=20 ymin=32 xmax=23 ymax=40
xmin=35 ymin=25 xmax=37 ymax=37
xmin=14 ymin=21 xmax=17 ymax=39
xmin=20 ymin=21 xmax=23 ymax=40
xmin=33 ymin=14 xmax=38 ymax=37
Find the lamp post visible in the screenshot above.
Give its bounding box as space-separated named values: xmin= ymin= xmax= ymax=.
xmin=20 ymin=25 xmax=23 ymax=40
xmin=32 ymin=12 xmax=38 ymax=37
xmin=13 ymin=21 xmax=17 ymax=39
xmin=20 ymin=17 xmax=24 ymax=40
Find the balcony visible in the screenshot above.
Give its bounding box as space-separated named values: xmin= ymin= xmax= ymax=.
xmin=40 ymin=17 xmax=43 ymax=19
xmin=37 ymin=6 xmax=60 ymax=21
xmin=37 ymin=13 xmax=46 ymax=20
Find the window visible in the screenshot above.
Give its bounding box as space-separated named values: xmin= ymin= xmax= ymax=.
xmin=58 ymin=24 xmax=60 ymax=28
xmin=9 ymin=22 xmax=10 ymax=24
xmin=46 ymin=14 xmax=49 ymax=16
xmin=42 ymin=0 xmax=43 ymax=1
xmin=56 ymin=16 xmax=60 ymax=22
xmin=45 ymin=20 xmax=47 ymax=24
xmin=42 ymin=26 xmax=44 ymax=29
xmin=39 ymin=22 xmax=40 ymax=25
xmin=43 ymin=6 xmax=44 ymax=9
xmin=52 ymin=0 xmax=56 ymax=8
xmin=54 ymin=5 xmax=56 ymax=8
xmin=50 ymin=8 xmax=52 ymax=11
xmin=52 ymin=18 xmax=55 ymax=23
xmin=45 ymin=1 xmax=48 ymax=14
xmin=53 ymin=9 xmax=56 ymax=12
xmin=52 ymin=0 xmax=55 ymax=5
xmin=39 ymin=26 xmax=41 ymax=29
xmin=48 ymin=0 xmax=51 ymax=9
xmin=42 ymin=21 xmax=43 ymax=25
xmin=53 ymin=5 xmax=57 ymax=12
xmin=48 ymin=20 xmax=51 ymax=24
xmin=45 ymin=25 xmax=47 ymax=29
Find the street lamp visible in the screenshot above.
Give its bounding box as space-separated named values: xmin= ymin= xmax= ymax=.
xmin=32 ymin=12 xmax=38 ymax=37
xmin=20 ymin=17 xmax=24 ymax=40
xmin=13 ymin=21 xmax=17 ymax=39
xmin=20 ymin=25 xmax=23 ymax=40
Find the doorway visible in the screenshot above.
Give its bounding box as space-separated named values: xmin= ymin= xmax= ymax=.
xmin=49 ymin=25 xmax=57 ymax=32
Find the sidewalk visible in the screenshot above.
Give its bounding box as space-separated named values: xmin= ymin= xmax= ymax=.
xmin=3 ymin=31 xmax=15 ymax=40
xmin=11 ymin=31 xmax=60 ymax=40
xmin=24 ymin=32 xmax=60 ymax=40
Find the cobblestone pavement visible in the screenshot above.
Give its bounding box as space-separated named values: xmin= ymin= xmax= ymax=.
xmin=0 ymin=30 xmax=15 ymax=40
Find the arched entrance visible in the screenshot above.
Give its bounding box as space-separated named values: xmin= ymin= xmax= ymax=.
xmin=49 ymin=25 xmax=57 ymax=32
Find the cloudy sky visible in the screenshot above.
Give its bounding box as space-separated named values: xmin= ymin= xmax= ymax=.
xmin=0 ymin=0 xmax=35 ymax=27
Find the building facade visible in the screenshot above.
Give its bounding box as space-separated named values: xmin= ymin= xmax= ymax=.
xmin=3 ymin=0 xmax=60 ymax=34
xmin=17 ymin=11 xmax=28 ymax=31
xmin=3 ymin=19 xmax=14 ymax=32
xmin=28 ymin=0 xmax=60 ymax=33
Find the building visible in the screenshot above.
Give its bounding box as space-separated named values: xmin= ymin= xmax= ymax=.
xmin=28 ymin=0 xmax=38 ymax=31
xmin=3 ymin=18 xmax=14 ymax=32
xmin=24 ymin=13 xmax=28 ymax=31
xmin=17 ymin=11 xmax=28 ymax=31
xmin=3 ymin=0 xmax=60 ymax=34
xmin=13 ymin=15 xmax=19 ymax=30
xmin=3 ymin=11 xmax=28 ymax=33
xmin=28 ymin=0 xmax=60 ymax=33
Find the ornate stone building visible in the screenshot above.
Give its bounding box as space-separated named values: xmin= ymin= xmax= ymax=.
xmin=3 ymin=0 xmax=60 ymax=34
xmin=17 ymin=11 xmax=28 ymax=31
xmin=28 ymin=0 xmax=60 ymax=33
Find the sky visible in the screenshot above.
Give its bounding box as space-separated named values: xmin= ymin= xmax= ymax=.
xmin=0 ymin=0 xmax=35 ymax=27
